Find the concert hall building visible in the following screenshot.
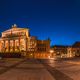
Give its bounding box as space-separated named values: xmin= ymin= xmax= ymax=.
xmin=0 ymin=24 xmax=50 ymax=58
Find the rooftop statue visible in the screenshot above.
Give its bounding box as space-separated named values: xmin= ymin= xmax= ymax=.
xmin=12 ymin=24 xmax=17 ymax=28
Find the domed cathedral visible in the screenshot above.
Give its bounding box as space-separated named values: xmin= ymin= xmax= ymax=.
xmin=0 ymin=24 xmax=50 ymax=58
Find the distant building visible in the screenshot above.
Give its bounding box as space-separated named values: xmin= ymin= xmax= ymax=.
xmin=67 ymin=46 xmax=74 ymax=57
xmin=51 ymin=42 xmax=80 ymax=58
xmin=52 ymin=45 xmax=68 ymax=58
xmin=0 ymin=24 xmax=50 ymax=58
xmin=37 ymin=40 xmax=50 ymax=53
xmin=35 ymin=40 xmax=50 ymax=58
xmin=72 ymin=42 xmax=80 ymax=57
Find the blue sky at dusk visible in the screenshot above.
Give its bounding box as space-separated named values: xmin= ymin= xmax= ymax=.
xmin=0 ymin=0 xmax=80 ymax=45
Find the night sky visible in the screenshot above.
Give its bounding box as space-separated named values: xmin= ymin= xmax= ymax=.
xmin=0 ymin=0 xmax=80 ymax=46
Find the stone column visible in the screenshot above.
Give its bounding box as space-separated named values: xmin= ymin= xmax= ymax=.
xmin=3 ymin=40 xmax=5 ymax=52
xmin=13 ymin=40 xmax=15 ymax=52
xmin=8 ymin=40 xmax=10 ymax=52
xmin=25 ymin=37 xmax=27 ymax=56
xmin=19 ymin=38 xmax=20 ymax=52
xmin=24 ymin=38 xmax=27 ymax=52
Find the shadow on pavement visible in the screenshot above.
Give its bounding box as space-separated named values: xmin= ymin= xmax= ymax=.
xmin=38 ymin=59 xmax=73 ymax=80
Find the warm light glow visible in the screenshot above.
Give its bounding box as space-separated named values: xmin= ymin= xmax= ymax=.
xmin=0 ymin=25 xmax=50 ymax=59
xmin=30 ymin=54 xmax=33 ymax=56
xmin=50 ymin=50 xmax=54 ymax=53
xmin=48 ymin=55 xmax=50 ymax=58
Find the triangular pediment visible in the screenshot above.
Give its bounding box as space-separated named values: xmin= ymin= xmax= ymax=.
xmin=2 ymin=24 xmax=29 ymax=33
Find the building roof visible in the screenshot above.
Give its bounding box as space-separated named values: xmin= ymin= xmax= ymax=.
xmin=2 ymin=24 xmax=29 ymax=33
xmin=72 ymin=41 xmax=80 ymax=47
xmin=52 ymin=45 xmax=69 ymax=48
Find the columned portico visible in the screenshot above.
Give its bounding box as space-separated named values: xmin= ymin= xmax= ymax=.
xmin=1 ymin=38 xmax=27 ymax=53
xmin=0 ymin=24 xmax=50 ymax=58
xmin=0 ymin=24 xmax=30 ymax=54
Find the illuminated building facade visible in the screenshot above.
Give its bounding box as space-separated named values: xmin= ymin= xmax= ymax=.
xmin=52 ymin=45 xmax=68 ymax=58
xmin=66 ymin=42 xmax=80 ymax=57
xmin=35 ymin=40 xmax=50 ymax=58
xmin=71 ymin=42 xmax=80 ymax=57
xmin=0 ymin=24 xmax=29 ymax=53
xmin=51 ymin=42 xmax=80 ymax=58
xmin=0 ymin=24 xmax=50 ymax=58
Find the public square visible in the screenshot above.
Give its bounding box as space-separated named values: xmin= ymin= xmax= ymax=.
xmin=0 ymin=58 xmax=79 ymax=80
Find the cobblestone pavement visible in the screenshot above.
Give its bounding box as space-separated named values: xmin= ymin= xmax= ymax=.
xmin=0 ymin=58 xmax=25 ymax=75
xmin=0 ymin=58 xmax=80 ymax=80
xmin=38 ymin=59 xmax=73 ymax=80
xmin=38 ymin=58 xmax=80 ymax=80
xmin=0 ymin=58 xmax=55 ymax=80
